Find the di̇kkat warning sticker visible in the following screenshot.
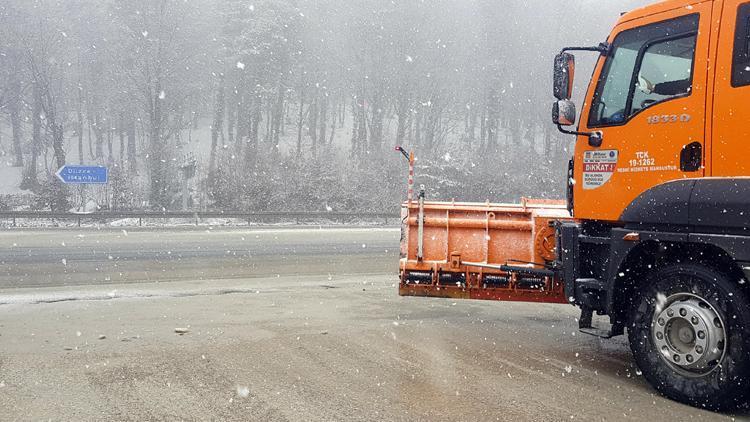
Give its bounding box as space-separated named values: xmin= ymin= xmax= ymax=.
xmin=583 ymin=150 xmax=618 ymax=190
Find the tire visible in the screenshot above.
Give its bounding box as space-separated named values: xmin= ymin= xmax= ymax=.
xmin=628 ymin=263 xmax=750 ymax=410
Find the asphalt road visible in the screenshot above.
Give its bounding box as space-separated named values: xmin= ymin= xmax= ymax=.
xmin=0 ymin=228 xmax=743 ymax=421
xmin=0 ymin=227 xmax=398 ymax=289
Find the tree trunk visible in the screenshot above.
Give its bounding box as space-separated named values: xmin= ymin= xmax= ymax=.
xmin=39 ymin=80 xmax=66 ymax=172
xmin=339 ymin=93 xmax=346 ymax=128
xmin=52 ymin=122 xmax=66 ymax=170
xmin=9 ymin=82 xmax=23 ymax=167
xmin=251 ymin=104 xmax=261 ymax=150
xmin=357 ymin=86 xmax=367 ymax=154
xmin=107 ymin=122 xmax=114 ymax=163
xmin=297 ymin=86 xmax=306 ymax=156
xmin=149 ymin=89 xmax=166 ymax=209
xmin=424 ymin=98 xmax=440 ymax=148
xmin=396 ymin=112 xmax=409 ymax=145
xmin=395 ymin=86 xmax=411 ymax=146
xmin=369 ymin=87 xmax=384 ymax=152
xmin=87 ymin=121 xmax=94 ymax=160
xmin=209 ymin=76 xmax=225 ymax=180
xmin=263 ymin=98 xmax=271 ymax=143
xmin=468 ymin=102 xmax=477 ymax=148
xmin=328 ymin=100 xmax=336 ymax=145
xmin=119 ymin=115 xmax=126 ymax=165
xmin=22 ymin=83 xmax=42 ymax=189
xmin=245 ymin=87 xmax=261 ymax=165
xmin=227 ymin=86 xmax=236 ymax=148
xmin=319 ymin=93 xmax=327 ymax=149
xmin=77 ymin=90 xmax=84 ymax=164
xmin=236 ymin=90 xmax=246 ymax=154
xmin=414 ymin=110 xmax=421 ymax=147
xmin=272 ymin=83 xmax=284 ymax=149
xmin=480 ymin=104 xmax=487 ymax=151
xmin=127 ymin=120 xmax=137 ymax=174
xmin=350 ymin=101 xmax=359 ymax=156
xmin=94 ymin=114 xmax=104 ymax=160
xmin=308 ymin=90 xmax=318 ymax=156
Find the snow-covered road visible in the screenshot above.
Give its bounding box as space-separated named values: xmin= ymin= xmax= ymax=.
xmin=0 ymin=228 xmax=739 ymax=420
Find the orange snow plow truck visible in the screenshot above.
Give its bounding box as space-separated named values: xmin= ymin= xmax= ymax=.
xmin=398 ymin=0 xmax=750 ymax=410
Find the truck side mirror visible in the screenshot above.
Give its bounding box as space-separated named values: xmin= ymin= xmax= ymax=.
xmin=553 ymin=52 xmax=575 ymax=100
xmin=552 ymin=100 xmax=576 ymax=126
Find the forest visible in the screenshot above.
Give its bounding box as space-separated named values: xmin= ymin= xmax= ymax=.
xmin=0 ymin=0 xmax=648 ymax=212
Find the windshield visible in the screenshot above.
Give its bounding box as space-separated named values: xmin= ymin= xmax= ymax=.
xmin=588 ymin=14 xmax=699 ymax=127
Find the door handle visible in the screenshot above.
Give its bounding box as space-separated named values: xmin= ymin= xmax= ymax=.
xmin=680 ymin=142 xmax=702 ymax=172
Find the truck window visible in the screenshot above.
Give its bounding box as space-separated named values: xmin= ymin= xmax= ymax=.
xmin=588 ymin=14 xmax=699 ymax=127
xmin=732 ymin=2 xmax=750 ymax=87
xmin=630 ymin=35 xmax=696 ymax=115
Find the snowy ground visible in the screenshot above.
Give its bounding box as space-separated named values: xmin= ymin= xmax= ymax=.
xmin=0 ymin=228 xmax=741 ymax=420
xmin=0 ymin=275 xmax=737 ymax=421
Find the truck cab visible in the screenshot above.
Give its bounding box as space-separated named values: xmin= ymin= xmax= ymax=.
xmin=553 ymin=0 xmax=750 ymax=409
xmin=565 ymin=0 xmax=750 ymax=221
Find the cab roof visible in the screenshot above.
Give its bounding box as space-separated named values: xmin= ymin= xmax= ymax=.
xmin=618 ymin=0 xmax=710 ymax=24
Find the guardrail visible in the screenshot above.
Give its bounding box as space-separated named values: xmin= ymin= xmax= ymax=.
xmin=0 ymin=211 xmax=400 ymax=227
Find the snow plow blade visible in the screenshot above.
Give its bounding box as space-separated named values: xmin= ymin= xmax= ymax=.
xmin=399 ymin=199 xmax=572 ymax=304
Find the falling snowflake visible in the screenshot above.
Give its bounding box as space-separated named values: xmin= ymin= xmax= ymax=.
xmin=655 ymin=293 xmax=668 ymax=314
xmin=236 ymin=386 xmax=250 ymax=398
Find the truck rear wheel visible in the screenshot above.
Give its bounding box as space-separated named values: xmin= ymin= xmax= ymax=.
xmin=628 ymin=263 xmax=750 ymax=409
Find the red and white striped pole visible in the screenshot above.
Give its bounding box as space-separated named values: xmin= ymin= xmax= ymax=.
xmin=407 ymin=151 xmax=415 ymax=205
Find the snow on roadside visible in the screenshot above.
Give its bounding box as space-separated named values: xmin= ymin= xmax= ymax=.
xmin=0 ymin=217 xmax=396 ymax=229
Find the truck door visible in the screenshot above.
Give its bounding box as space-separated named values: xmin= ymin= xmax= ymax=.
xmin=574 ymin=5 xmax=711 ymax=222
xmin=712 ymin=0 xmax=750 ymax=176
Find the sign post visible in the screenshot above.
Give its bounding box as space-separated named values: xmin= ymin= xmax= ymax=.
xmin=179 ymin=156 xmax=197 ymax=211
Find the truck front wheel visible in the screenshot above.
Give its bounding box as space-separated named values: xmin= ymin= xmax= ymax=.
xmin=628 ymin=263 xmax=750 ymax=409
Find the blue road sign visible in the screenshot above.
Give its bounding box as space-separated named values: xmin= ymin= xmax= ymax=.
xmin=56 ymin=165 xmax=109 ymax=184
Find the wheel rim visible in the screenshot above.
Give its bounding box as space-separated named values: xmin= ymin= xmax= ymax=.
xmin=652 ymin=293 xmax=727 ymax=377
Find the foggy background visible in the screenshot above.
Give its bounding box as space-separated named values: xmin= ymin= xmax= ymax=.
xmin=0 ymin=0 xmax=649 ymax=213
